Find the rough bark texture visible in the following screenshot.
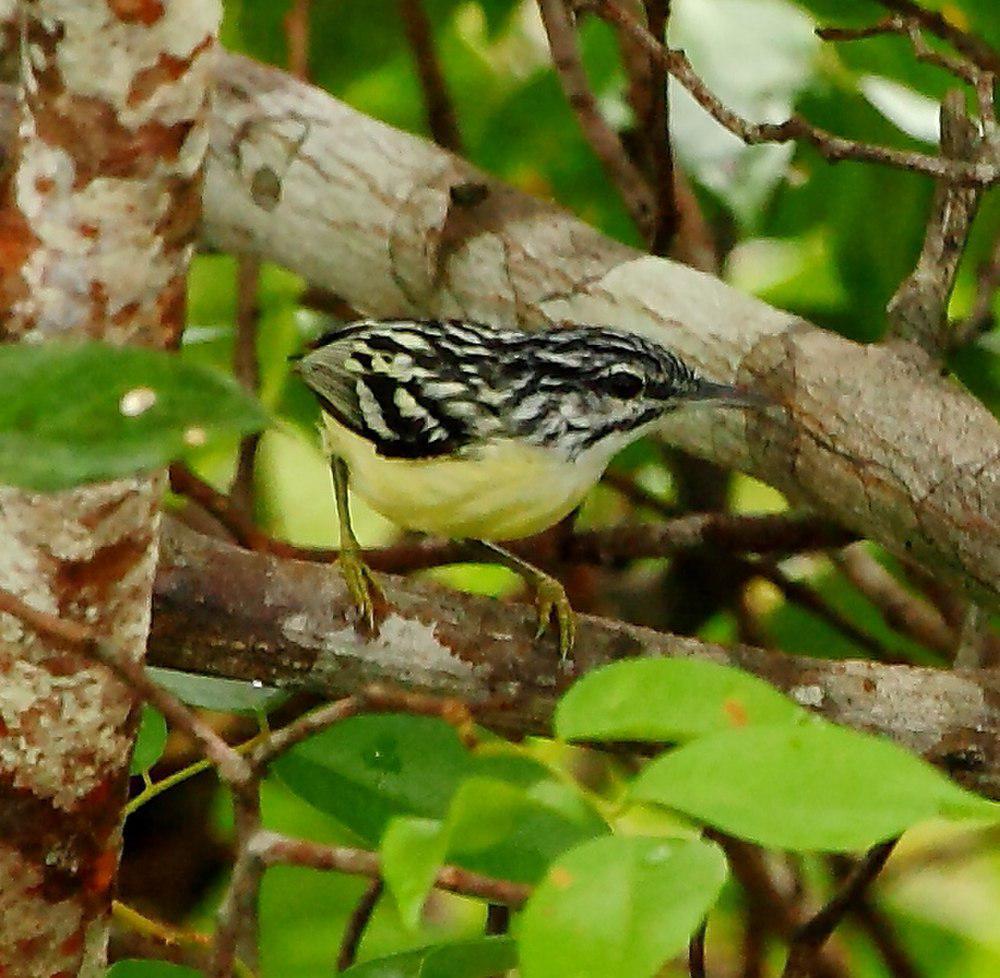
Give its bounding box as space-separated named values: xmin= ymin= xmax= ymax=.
xmin=0 ymin=3 xmax=219 ymax=974
xmin=151 ymin=522 xmax=1000 ymax=801
xmin=197 ymin=54 xmax=1000 ymax=612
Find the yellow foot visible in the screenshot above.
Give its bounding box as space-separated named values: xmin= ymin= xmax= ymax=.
xmin=532 ymin=572 xmax=577 ymax=661
xmin=337 ymin=547 xmax=386 ymax=633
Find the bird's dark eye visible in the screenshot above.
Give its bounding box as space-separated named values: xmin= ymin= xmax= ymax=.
xmin=603 ymin=370 xmax=644 ymax=399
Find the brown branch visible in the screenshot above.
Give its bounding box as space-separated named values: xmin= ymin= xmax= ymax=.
xmin=872 ymin=0 xmax=1000 ymax=74
xmin=169 ymin=465 xmax=851 ymax=570
xmin=399 ymin=0 xmax=463 ymax=153
xmin=337 ymin=878 xmax=384 ymax=971
xmin=587 ymin=0 xmax=999 ymax=186
xmin=537 ymin=0 xmax=655 ymax=238
xmin=688 ymin=919 xmax=707 ymax=978
xmin=230 ymin=255 xmax=262 ymax=515
xmin=744 ymin=559 xmax=903 ymax=663
xmin=251 ymin=831 xmax=532 ymax=907
xmin=781 ymin=840 xmax=899 ymax=978
xmin=284 ymin=0 xmax=311 ymax=81
xmin=887 ymin=88 xmax=987 ymax=353
xmin=150 ymin=522 xmax=1000 ymax=800
xmin=641 ymin=0 xmax=678 ymax=253
xmin=835 ymin=544 xmax=956 ymax=657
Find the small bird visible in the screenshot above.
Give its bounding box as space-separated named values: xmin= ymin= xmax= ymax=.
xmin=295 ymin=318 xmax=763 ymax=658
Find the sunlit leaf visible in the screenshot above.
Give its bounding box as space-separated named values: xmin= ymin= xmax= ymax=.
xmin=555 ymin=658 xmax=806 ymax=743
xmin=632 ymin=721 xmax=999 ymax=851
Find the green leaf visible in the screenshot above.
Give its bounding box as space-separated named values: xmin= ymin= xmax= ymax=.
xmin=0 ymin=342 xmax=267 ymax=491
xmin=381 ymin=817 xmax=449 ymax=930
xmin=445 ymin=777 xmax=607 ymax=884
xmin=105 ymin=962 xmax=202 ymax=978
xmin=274 ymin=715 xmax=473 ymax=844
xmin=146 ymin=668 xmax=288 ymax=715
xmin=555 ymin=658 xmax=806 ymax=743
xmin=518 ymin=836 xmax=727 ymax=978
xmin=339 ymin=937 xmax=517 ymax=978
xmin=130 ymin=705 xmax=168 ymax=776
xmin=632 ymin=721 xmax=1000 ymax=852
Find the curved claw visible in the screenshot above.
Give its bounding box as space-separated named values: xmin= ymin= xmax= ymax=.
xmin=533 ymin=573 xmax=577 ymax=661
xmin=338 ymin=547 xmax=386 ymax=633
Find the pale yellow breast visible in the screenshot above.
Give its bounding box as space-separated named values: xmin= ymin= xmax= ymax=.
xmin=321 ymin=417 xmax=609 ymax=541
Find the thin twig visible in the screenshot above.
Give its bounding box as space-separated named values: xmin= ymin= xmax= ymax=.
xmin=872 ymin=0 xmax=1000 ymax=74
xmin=689 ymin=919 xmax=707 ymax=978
xmin=212 ymin=793 xmax=264 ymax=978
xmin=169 ymin=468 xmax=852 ymax=570
xmin=337 ymin=878 xmax=384 ymax=971
xmin=230 ymin=255 xmax=262 ymax=516
xmin=642 ymin=0 xmax=678 ymax=253
xmin=284 ymin=0 xmax=311 ymax=80
xmin=399 ymin=0 xmax=463 ymax=153
xmin=537 ymin=0 xmax=654 ymax=238
xmin=835 ymin=543 xmax=955 ymax=656
xmin=251 ymin=831 xmax=532 ymax=907
xmin=707 ymin=833 xmax=847 ymax=978
xmin=781 ymin=839 xmax=898 ymax=978
xmin=588 ymin=0 xmax=999 ymax=186
xmin=740 ymin=559 xmax=902 ymax=663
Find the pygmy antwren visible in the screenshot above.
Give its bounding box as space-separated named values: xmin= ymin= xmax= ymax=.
xmin=296 ymin=318 xmax=763 ymax=658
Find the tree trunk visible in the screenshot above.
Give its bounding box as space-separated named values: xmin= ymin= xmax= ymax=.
xmin=0 ymin=2 xmax=219 ymax=973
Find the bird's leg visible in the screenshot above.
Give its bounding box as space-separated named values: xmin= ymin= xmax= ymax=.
xmin=473 ymin=541 xmax=576 ymax=660
xmin=331 ymin=456 xmax=385 ymax=631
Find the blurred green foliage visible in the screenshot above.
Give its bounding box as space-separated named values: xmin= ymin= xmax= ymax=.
xmin=131 ymin=0 xmax=1000 ymax=975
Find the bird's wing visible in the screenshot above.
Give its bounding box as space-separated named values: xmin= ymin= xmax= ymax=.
xmin=295 ymin=323 xmax=488 ymax=460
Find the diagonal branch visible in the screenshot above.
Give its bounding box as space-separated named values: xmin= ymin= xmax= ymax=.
xmin=588 ymin=0 xmax=999 ymax=186
xmin=537 ymin=0 xmax=654 ymax=238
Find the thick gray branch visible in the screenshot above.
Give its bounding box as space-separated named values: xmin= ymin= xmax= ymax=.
xmin=150 ymin=522 xmax=1000 ymax=800
xmin=198 ymin=55 xmax=1000 ymax=611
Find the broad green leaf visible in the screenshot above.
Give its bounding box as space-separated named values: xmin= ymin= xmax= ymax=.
xmin=129 ymin=705 xmax=168 ymax=776
xmin=0 ymin=342 xmax=267 ymax=491
xmin=632 ymin=721 xmax=999 ymax=852
xmin=146 ymin=668 xmax=288 ymax=715
xmin=381 ymin=817 xmax=449 ymax=930
xmin=274 ymin=715 xmax=472 ymax=844
xmin=555 ymin=658 xmax=806 ymax=743
xmin=518 ymin=836 xmax=727 ymax=978
xmin=339 ymin=937 xmax=517 ymax=978
xmin=445 ymin=777 xmax=607 ymax=884
xmin=105 ymin=962 xmax=202 ymax=978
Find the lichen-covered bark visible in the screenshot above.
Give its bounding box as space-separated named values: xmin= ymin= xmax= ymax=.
xmin=0 ymin=2 xmax=219 ymax=974
xmin=201 ymin=55 xmax=1000 ymax=612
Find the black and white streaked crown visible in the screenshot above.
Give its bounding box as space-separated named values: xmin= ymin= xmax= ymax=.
xmin=296 ymin=319 xmax=750 ymax=461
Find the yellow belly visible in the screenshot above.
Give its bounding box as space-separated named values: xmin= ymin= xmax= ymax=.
xmin=321 ymin=418 xmax=608 ymax=541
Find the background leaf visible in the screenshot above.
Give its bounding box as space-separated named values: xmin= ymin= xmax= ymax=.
xmin=338 ymin=937 xmax=517 ymax=978
xmin=129 ymin=705 xmax=168 ymax=776
xmin=147 ymin=668 xmax=288 ymax=715
xmin=381 ymin=817 xmax=449 ymax=930
xmin=105 ymin=963 xmax=203 ymax=978
xmin=273 ymin=715 xmax=474 ymax=844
